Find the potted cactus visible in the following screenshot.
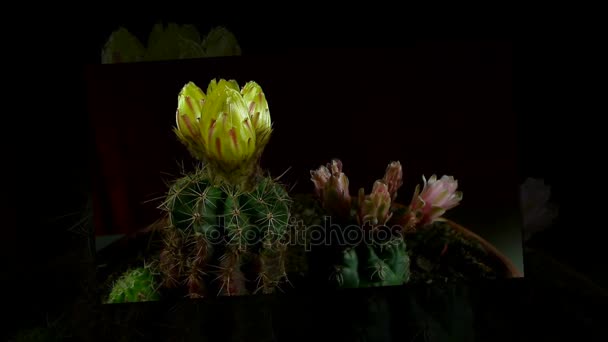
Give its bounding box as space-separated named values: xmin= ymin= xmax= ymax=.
xmin=300 ymin=158 xmax=521 ymax=290
xmin=100 ymin=75 xmax=521 ymax=305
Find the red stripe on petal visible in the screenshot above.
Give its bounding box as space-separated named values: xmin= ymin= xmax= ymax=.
xmin=248 ymin=102 xmax=255 ymax=115
xmin=215 ymin=137 xmax=222 ymax=159
xmin=183 ymin=115 xmax=199 ymax=137
xmin=222 ymin=112 xmax=228 ymax=129
xmin=229 ymin=128 xmax=238 ymax=147
xmin=243 ymin=118 xmax=252 ymax=131
xmin=185 ymin=96 xmax=194 ymax=112
xmin=208 ymin=119 xmax=217 ymax=144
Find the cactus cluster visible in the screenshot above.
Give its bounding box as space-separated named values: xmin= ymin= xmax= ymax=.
xmin=310 ymin=160 xmax=411 ymax=288
xmin=103 ymin=74 xmax=471 ymax=301
xmin=158 ymin=167 xmax=290 ymax=297
xmin=106 ymin=267 xmax=160 ymax=304
xmin=309 ymin=159 xmax=465 ymax=289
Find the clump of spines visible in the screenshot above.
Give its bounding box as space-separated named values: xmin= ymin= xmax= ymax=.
xmin=106 ymin=266 xmax=160 ymax=304
xmin=157 ymin=165 xmax=291 ymax=297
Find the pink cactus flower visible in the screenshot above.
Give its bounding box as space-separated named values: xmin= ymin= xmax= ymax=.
xmin=408 ymin=174 xmax=463 ymax=227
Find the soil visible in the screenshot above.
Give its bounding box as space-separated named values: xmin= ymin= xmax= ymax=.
xmin=404 ymin=221 xmax=504 ymax=284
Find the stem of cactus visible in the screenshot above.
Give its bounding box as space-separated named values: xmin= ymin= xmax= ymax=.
xmin=331 ymin=239 xmax=410 ymax=288
xmin=157 ymin=165 xmax=291 ymax=297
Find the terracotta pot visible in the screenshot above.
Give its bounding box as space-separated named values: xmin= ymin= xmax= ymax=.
xmin=442 ymin=219 xmax=523 ymax=278
xmin=392 ymin=203 xmax=522 ymax=278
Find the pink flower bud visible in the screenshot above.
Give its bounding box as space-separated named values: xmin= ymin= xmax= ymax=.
xmin=382 ymin=161 xmax=403 ymax=201
xmin=358 ymin=180 xmax=393 ymax=226
xmin=310 ymin=159 xmax=352 ymax=218
xmin=310 ymin=165 xmax=331 ymax=198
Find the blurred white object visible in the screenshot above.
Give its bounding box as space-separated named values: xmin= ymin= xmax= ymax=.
xmin=520 ymin=177 xmax=559 ymax=241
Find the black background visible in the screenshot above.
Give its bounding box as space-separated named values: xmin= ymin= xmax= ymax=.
xmin=5 ymin=13 xmax=604 ymax=341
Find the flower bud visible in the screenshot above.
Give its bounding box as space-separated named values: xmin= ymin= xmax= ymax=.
xmin=382 ymin=161 xmax=403 ymax=201
xmin=310 ymin=159 xmax=352 ymax=218
xmin=101 ymin=27 xmax=145 ymax=64
xmin=359 ymin=181 xmax=393 ymax=226
xmin=201 ymin=26 xmax=242 ymax=57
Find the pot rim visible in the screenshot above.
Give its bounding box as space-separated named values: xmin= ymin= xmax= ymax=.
xmin=442 ymin=219 xmax=523 ymax=278
xmin=391 ymin=203 xmax=522 ymax=278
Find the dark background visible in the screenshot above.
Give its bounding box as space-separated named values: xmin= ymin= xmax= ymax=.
xmin=86 ymin=44 xmax=516 ymax=232
xmin=6 ymin=14 xmax=604 ymax=340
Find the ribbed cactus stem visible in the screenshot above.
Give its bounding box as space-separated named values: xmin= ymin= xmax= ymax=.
xmin=159 ymin=227 xmax=185 ymax=288
xmin=185 ymin=233 xmax=211 ymax=298
xmin=218 ymin=249 xmax=248 ymax=296
xmin=159 ymin=166 xmax=291 ymax=297
xmin=257 ymin=240 xmax=288 ymax=294
xmin=331 ymin=239 xmax=410 ymax=288
xmin=106 ymin=267 xmax=160 ymax=303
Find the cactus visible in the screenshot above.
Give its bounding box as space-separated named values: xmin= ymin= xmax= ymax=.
xmin=310 ymin=159 xmax=411 ymax=289
xmin=106 ymin=267 xmax=160 ymax=303
xmin=332 ymin=239 xmax=410 ymax=288
xmin=158 ymin=167 xmax=291 ymax=297
xmin=154 ymin=78 xmax=292 ymax=298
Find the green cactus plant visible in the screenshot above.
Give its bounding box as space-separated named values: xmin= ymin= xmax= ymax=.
xmin=158 ymin=167 xmax=291 ymax=297
xmin=332 ymin=239 xmax=410 ymax=288
xmin=153 ymin=78 xmax=292 ymax=298
xmin=309 ymin=160 xmax=411 ymax=289
xmin=106 ymin=266 xmax=160 ymax=304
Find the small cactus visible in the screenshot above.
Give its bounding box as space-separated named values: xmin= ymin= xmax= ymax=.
xmin=106 ymin=267 xmax=160 ymax=304
xmin=331 ymin=239 xmax=410 ymax=288
xmin=310 ymin=159 xmax=411 ymax=289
